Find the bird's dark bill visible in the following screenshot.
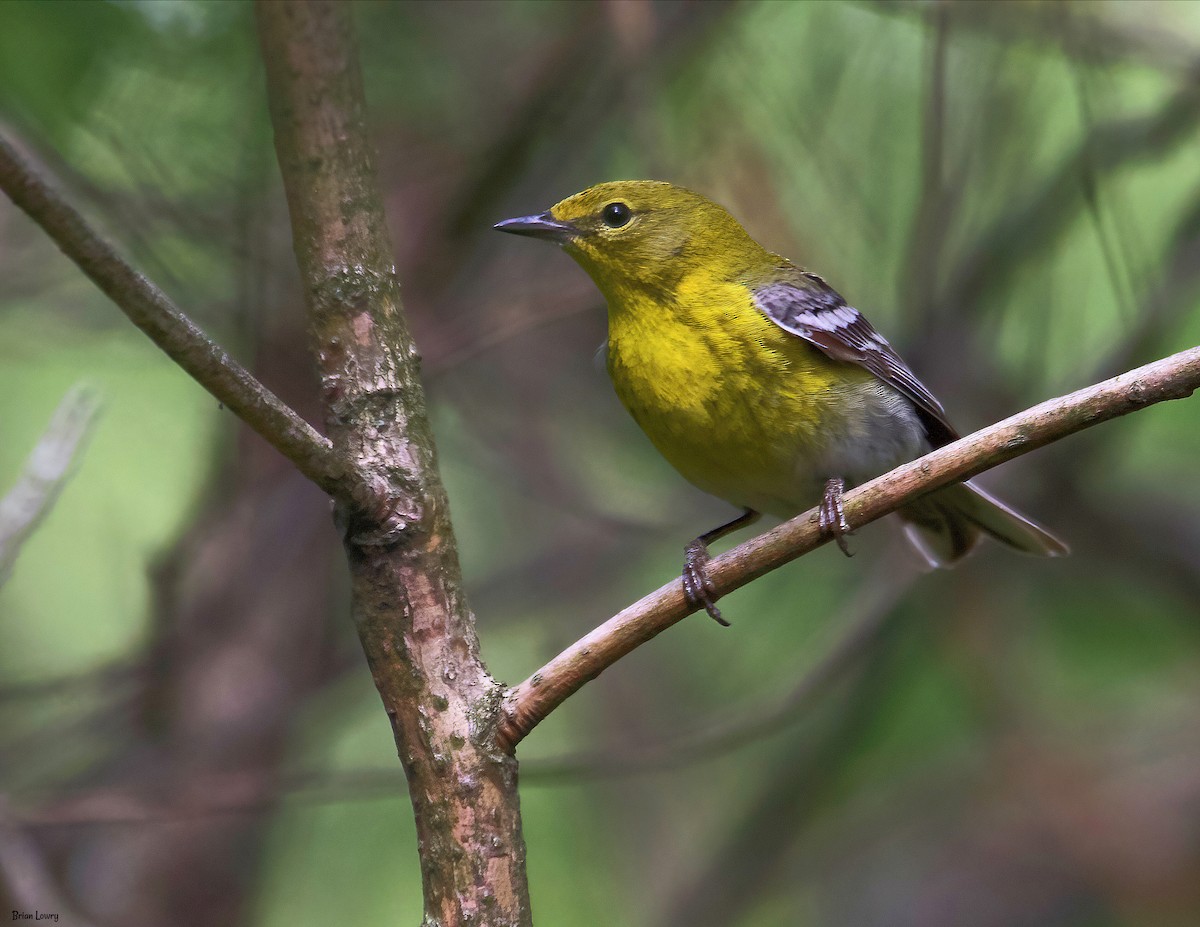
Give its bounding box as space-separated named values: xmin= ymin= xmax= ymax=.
xmin=493 ymin=211 xmax=577 ymax=243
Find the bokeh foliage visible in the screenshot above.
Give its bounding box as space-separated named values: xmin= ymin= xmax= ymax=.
xmin=2 ymin=1 xmax=1199 ymax=925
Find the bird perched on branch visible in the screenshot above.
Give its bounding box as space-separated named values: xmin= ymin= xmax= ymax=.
xmin=496 ymin=181 xmax=1067 ymax=625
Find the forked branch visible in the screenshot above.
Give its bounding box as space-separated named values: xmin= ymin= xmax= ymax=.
xmin=498 ymin=345 xmax=1200 ymax=750
xmin=257 ymin=2 xmax=531 ymax=925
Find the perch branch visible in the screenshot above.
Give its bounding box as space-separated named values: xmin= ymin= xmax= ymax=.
xmin=498 ymin=344 xmax=1200 ymax=750
xmin=0 ymin=134 xmax=344 ymax=495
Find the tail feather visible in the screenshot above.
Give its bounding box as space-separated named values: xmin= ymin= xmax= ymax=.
xmin=900 ymin=481 xmax=1068 ymax=568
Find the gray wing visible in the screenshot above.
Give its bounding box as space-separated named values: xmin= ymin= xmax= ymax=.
xmin=752 ymin=271 xmax=959 ymax=447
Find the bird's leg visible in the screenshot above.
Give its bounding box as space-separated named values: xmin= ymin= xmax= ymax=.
xmin=682 ymin=540 xmax=723 ymax=625
xmin=683 ymin=508 xmax=760 ymax=626
xmin=819 ymin=477 xmax=854 ymax=557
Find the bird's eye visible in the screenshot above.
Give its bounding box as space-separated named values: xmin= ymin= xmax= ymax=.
xmin=601 ymin=202 xmax=631 ymax=228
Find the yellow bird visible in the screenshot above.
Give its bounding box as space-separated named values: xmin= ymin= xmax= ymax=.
xmin=496 ymin=181 xmax=1067 ymax=624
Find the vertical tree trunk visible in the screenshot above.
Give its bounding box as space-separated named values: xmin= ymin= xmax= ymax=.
xmin=256 ymin=3 xmax=533 ymax=924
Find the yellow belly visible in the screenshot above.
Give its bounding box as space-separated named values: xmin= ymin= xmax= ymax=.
xmin=605 ymin=278 xmax=889 ymax=517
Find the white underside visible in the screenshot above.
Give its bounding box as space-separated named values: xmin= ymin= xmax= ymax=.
xmin=735 ymin=380 xmax=930 ymax=519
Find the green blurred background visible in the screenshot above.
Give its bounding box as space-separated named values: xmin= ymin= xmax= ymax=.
xmin=2 ymin=1 xmax=1200 ymax=925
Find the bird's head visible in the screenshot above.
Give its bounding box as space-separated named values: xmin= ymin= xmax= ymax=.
xmin=495 ymin=181 xmax=765 ymax=298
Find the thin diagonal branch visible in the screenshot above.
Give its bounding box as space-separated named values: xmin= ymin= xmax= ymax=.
xmin=498 ymin=345 xmax=1200 ymax=751
xmin=0 ymin=385 xmax=99 ymax=587
xmin=523 ymin=560 xmax=917 ymax=782
xmin=0 ymin=134 xmax=345 ymax=495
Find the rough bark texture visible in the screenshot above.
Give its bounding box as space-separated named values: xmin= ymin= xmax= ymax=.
xmin=256 ymin=3 xmax=531 ymax=925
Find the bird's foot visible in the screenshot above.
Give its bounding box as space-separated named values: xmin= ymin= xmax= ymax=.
xmin=683 ymin=539 xmax=729 ymax=626
xmin=819 ymin=477 xmax=854 ymax=557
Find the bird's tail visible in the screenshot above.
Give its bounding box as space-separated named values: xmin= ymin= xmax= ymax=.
xmin=899 ymin=481 xmax=1069 ymax=568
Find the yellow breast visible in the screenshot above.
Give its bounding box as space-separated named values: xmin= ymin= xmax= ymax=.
xmin=604 ymin=275 xmax=875 ymax=515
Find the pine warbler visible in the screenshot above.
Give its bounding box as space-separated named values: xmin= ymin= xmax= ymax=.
xmin=496 ymin=181 xmax=1067 ymax=624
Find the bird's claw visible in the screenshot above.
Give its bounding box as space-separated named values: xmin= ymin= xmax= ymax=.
xmin=819 ymin=477 xmax=854 ymax=557
xmin=683 ymin=539 xmax=730 ymax=626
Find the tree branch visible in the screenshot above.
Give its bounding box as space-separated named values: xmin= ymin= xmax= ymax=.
xmin=522 ymin=560 xmax=917 ymax=782
xmin=498 ymin=345 xmax=1200 ymax=751
xmin=0 ymin=134 xmax=345 ymax=495
xmin=0 ymin=385 xmax=99 ymax=587
xmin=255 ymin=3 xmax=531 ymax=925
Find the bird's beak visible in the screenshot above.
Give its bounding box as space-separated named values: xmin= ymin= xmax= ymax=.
xmin=493 ymin=211 xmax=577 ymax=243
